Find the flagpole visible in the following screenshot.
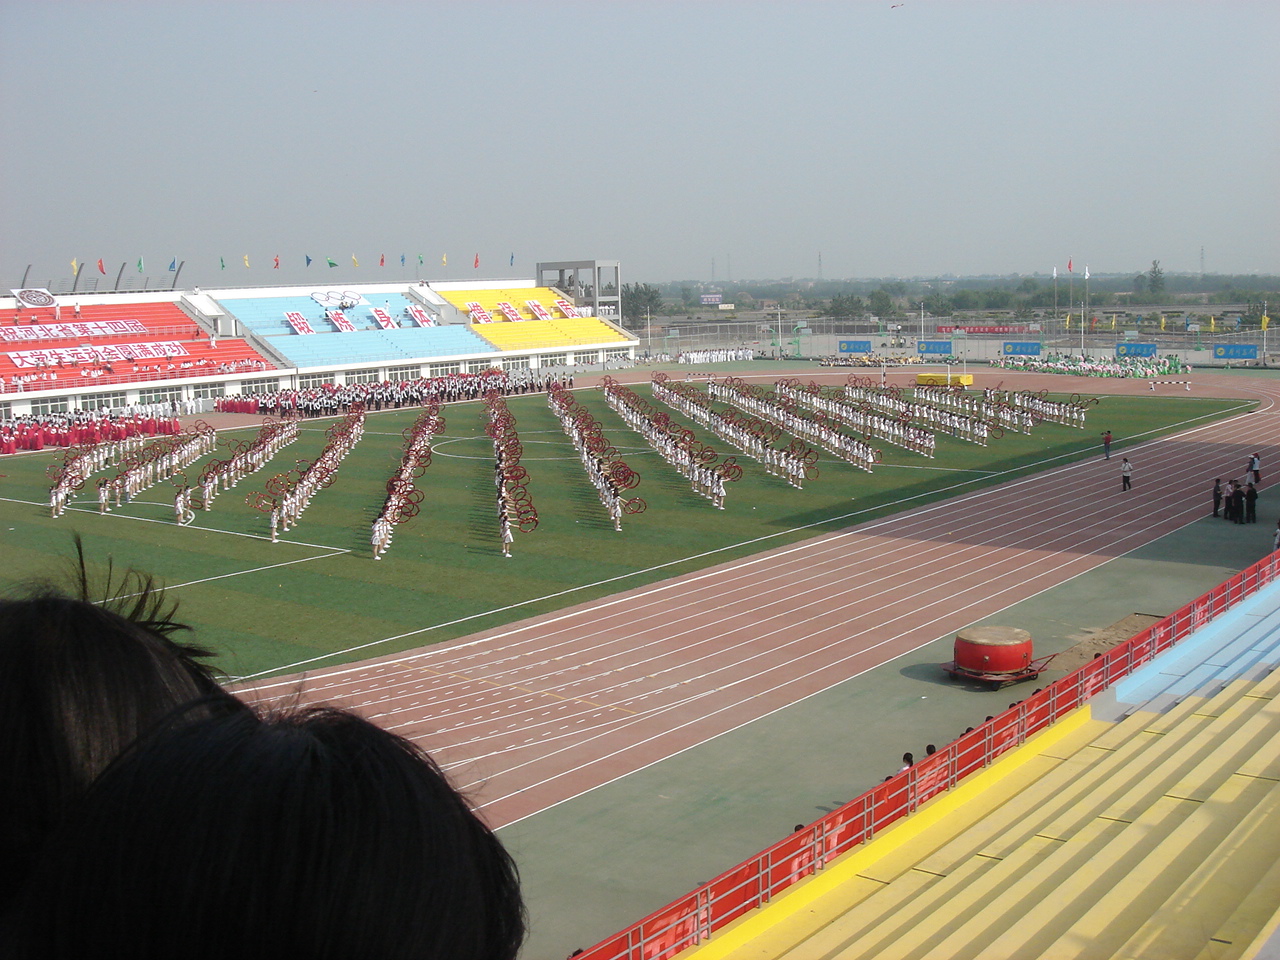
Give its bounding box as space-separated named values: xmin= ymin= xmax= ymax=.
xmin=113 ymin=262 xmax=127 ymax=291
xmin=171 ymin=261 xmax=185 ymax=290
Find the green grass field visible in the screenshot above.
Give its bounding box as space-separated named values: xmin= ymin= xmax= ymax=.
xmin=0 ymin=380 xmax=1251 ymax=679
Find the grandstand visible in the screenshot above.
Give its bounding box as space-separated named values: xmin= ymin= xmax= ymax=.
xmin=0 ymin=294 xmax=272 ymax=402
xmin=0 ymin=267 xmax=637 ymax=417
xmin=582 ymin=558 xmax=1280 ymax=960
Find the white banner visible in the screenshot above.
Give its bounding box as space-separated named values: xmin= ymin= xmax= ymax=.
xmin=9 ymin=341 xmax=191 ymax=368
xmin=0 ymin=319 xmax=147 ymax=343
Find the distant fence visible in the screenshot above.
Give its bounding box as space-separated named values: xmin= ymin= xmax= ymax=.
xmin=579 ymin=550 xmax=1280 ymax=960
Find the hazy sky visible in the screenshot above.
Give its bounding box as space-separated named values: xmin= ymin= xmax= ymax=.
xmin=2 ymin=0 xmax=1276 ymax=288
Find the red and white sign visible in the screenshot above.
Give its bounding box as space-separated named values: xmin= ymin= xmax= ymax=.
xmin=495 ymin=301 xmax=523 ymax=322
xmin=327 ymin=310 xmax=357 ymax=333
xmin=370 ymin=308 xmax=399 ymax=330
xmin=526 ymin=299 xmax=553 ymax=321
xmin=10 ymin=341 xmax=190 ymax=368
xmin=284 ymin=312 xmax=317 ymax=335
xmin=553 ymin=299 xmax=579 ymax=318
xmin=406 ymin=305 xmax=434 ymax=327
xmin=937 ymin=325 xmax=1030 ymax=334
xmin=466 ymin=302 xmax=493 ymax=323
xmin=0 ymin=319 xmax=147 ymax=343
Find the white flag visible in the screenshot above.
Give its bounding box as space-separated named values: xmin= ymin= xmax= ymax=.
xmin=1084 ymin=265 xmax=1090 ymax=279
xmin=1053 ymin=266 xmax=1057 ymax=279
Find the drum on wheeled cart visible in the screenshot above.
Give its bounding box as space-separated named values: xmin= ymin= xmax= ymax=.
xmin=943 ymin=625 xmax=1055 ymax=689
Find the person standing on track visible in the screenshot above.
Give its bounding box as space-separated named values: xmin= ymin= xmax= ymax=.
xmin=1213 ymin=478 xmax=1222 ymax=518
xmin=1121 ymin=457 xmax=1132 ymax=491
xmin=1102 ymin=430 xmax=1113 ymax=460
xmin=1246 ymin=483 xmax=1258 ymax=523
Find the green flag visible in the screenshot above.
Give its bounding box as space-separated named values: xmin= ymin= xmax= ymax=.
xmin=326 ymin=257 xmax=338 ymax=268
xmin=220 ymin=257 xmax=225 ymax=270
xmin=137 ymin=256 xmax=144 ymax=273
xmin=418 ymin=253 xmax=424 ymax=266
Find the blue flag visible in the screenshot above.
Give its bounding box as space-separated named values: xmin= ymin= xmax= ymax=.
xmin=400 ymin=253 xmax=406 ymax=266
xmin=306 ymin=255 xmax=313 ymax=267
xmin=510 ymin=252 xmax=515 ymax=267
xmin=168 ymin=258 xmax=177 ymax=272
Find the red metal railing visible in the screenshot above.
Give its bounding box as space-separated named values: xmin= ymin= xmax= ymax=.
xmin=579 ymin=551 xmax=1280 ymax=960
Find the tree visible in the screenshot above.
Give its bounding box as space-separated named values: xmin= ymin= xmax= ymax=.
xmin=823 ymin=293 xmax=865 ymax=318
xmin=1148 ymin=260 xmax=1165 ymax=295
xmin=621 ymin=282 xmax=663 ymax=329
xmin=868 ymin=288 xmax=894 ymax=317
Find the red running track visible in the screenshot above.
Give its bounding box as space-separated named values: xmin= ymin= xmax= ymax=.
xmin=242 ymin=370 xmax=1280 ymax=829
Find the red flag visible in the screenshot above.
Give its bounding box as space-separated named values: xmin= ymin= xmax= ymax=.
xmin=273 ymin=255 xmax=280 ymax=269
xmin=1067 ymin=258 xmax=1073 ymax=273
xmin=379 ymin=253 xmax=385 ymax=267
xmin=473 ymin=253 xmax=480 ymax=269
xmin=97 ymin=258 xmax=105 ymax=274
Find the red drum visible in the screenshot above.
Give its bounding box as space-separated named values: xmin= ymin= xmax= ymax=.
xmin=953 ymin=626 xmax=1033 ymax=676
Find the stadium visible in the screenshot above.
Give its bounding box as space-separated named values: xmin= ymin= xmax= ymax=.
xmin=4 ymin=265 xmax=1280 ymax=959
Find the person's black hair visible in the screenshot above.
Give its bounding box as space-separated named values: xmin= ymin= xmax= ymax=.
xmin=15 ymin=706 xmax=525 ymax=960
xmin=0 ymin=536 xmax=230 ymax=908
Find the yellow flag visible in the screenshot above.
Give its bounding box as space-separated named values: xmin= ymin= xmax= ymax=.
xmin=352 ymin=254 xmax=359 ymax=268
xmin=1160 ymin=315 xmax=1166 ymax=331
xmin=1263 ymin=315 xmax=1271 ymax=331
xmin=442 ymin=253 xmax=447 ymax=267
xmin=1065 ymin=313 xmax=1071 ymax=330
xmin=1110 ymin=315 xmax=1116 ymax=330
xmin=71 ymin=258 xmax=78 ymax=275
xmin=1210 ymin=316 xmax=1216 ymax=332
xmin=243 ymin=254 xmax=250 ymax=268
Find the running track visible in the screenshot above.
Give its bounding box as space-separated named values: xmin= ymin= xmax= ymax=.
xmin=243 ymin=369 xmax=1280 ymax=829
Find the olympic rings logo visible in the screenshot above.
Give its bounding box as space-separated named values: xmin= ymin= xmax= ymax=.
xmin=309 ymin=290 xmax=367 ymax=307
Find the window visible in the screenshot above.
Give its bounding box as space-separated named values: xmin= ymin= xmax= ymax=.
xmin=85 ymin=391 xmax=127 ymax=411
xmin=137 ymin=387 xmax=182 ymax=405
xmin=31 ymin=397 xmax=70 ymax=416
xmin=388 ymin=365 xmax=421 ymax=381
xmin=465 ymin=360 xmax=496 ymax=374
xmin=429 ymin=362 xmax=461 ymax=377
xmin=500 ymin=356 xmax=531 ymax=372
xmin=191 ymin=383 xmax=226 ymax=400
xmin=0 ymin=402 xmax=12 ymax=419
xmin=573 ymin=351 xmax=599 ymax=365
xmin=604 ymin=348 xmax=630 ymax=361
xmin=539 ymin=353 xmax=568 ymax=367
xmin=298 ymin=374 xmax=335 ymax=389
xmin=345 ymin=369 xmax=379 ymax=385
xmin=240 ymin=378 xmax=279 ymax=395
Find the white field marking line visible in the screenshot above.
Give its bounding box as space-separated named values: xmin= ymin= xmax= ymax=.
xmin=347 ymin=460 xmax=1223 ymax=735
xmin=236 ymin=400 xmax=1261 ymax=685
xmin=280 ymin=418 xmax=1274 ymax=710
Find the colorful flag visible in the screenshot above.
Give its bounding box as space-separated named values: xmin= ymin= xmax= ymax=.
xmin=168 ymin=258 xmax=177 ymax=272
xmin=306 ymin=255 xmax=313 ymax=267
xmin=1067 ymin=258 xmax=1073 ymax=273
xmin=71 ymin=258 xmax=78 ymax=275
xmin=97 ymin=258 xmax=105 ymax=274
xmin=352 ymin=254 xmax=359 ymax=268
xmin=473 ymin=253 xmax=479 ymax=269
xmin=137 ymin=257 xmax=144 ymax=273
xmin=243 ymin=254 xmax=250 ymax=268
xmin=273 ymin=255 xmax=280 ymax=270
xmin=379 ymin=253 xmax=385 ymax=267
xmin=327 ymin=257 xmax=338 ymax=268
